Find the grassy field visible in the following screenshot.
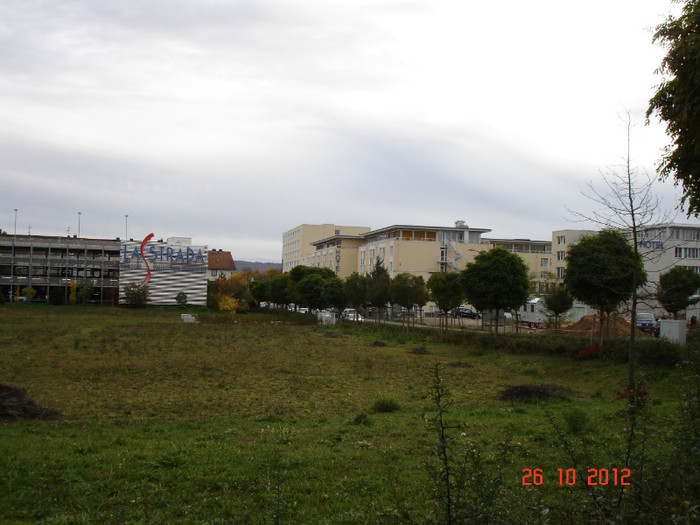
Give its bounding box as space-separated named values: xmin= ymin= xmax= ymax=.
xmin=0 ymin=305 xmax=696 ymax=524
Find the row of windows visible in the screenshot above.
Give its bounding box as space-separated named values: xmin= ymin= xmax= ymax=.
xmin=282 ymin=230 xmax=301 ymax=242
xmin=2 ymin=266 xmax=119 ymax=278
xmin=675 ymin=247 xmax=700 ymax=259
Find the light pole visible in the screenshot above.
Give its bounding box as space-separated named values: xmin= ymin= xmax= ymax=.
xmin=78 ymin=212 xmax=81 ymax=238
xmin=10 ymin=209 xmax=17 ymax=303
xmin=125 ymin=214 xmax=128 ymax=239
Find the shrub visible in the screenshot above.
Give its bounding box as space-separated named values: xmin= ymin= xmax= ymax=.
xmin=176 ymin=292 xmax=188 ymax=307
xmin=76 ymin=284 xmax=94 ymax=304
xmin=21 ymin=287 xmax=37 ymax=301
xmin=562 ymin=407 xmax=590 ymax=434
xmin=352 ymin=413 xmax=372 ymax=425
xmin=218 ymin=296 xmax=239 ymax=313
xmin=372 ymin=398 xmax=400 ymax=413
xmin=124 ymin=283 xmax=149 ymax=307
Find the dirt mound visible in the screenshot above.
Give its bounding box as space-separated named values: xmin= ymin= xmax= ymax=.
xmin=565 ymin=315 xmax=644 ymax=337
xmin=0 ymin=384 xmax=60 ymax=420
xmin=498 ymin=384 xmax=568 ymax=402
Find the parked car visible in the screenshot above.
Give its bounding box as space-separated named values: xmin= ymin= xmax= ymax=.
xmin=342 ymin=308 xmax=364 ymax=322
xmin=452 ymin=307 xmax=480 ymax=319
xmin=636 ymin=312 xmax=656 ymax=332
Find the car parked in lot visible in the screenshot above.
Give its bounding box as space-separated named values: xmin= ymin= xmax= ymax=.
xmin=452 ymin=307 xmax=480 ymax=319
xmin=342 ymin=308 xmax=364 ymax=322
xmin=636 ymin=312 xmax=656 ymax=332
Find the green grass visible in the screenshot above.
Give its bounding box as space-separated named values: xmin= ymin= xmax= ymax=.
xmin=0 ymin=305 xmax=694 ymax=523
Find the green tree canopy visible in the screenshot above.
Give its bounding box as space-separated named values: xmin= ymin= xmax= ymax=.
xmin=648 ymin=0 xmax=700 ymax=215
xmin=289 ymin=265 xmax=336 ymax=283
xmin=268 ymin=273 xmax=293 ymax=307
xmin=296 ymin=273 xmax=326 ymax=310
xmin=249 ymin=280 xmax=269 ymax=305
xmin=543 ymin=286 xmax=574 ymax=329
xmin=427 ymin=272 xmax=463 ymax=315
xmin=389 ymin=273 xmax=428 ymax=311
xmin=321 ymin=276 xmax=347 ymax=312
xmin=564 ymin=230 xmax=647 ymax=314
xmin=656 ymin=266 xmax=700 ymax=318
xmin=367 ymin=260 xmax=391 ymax=317
xmin=344 ymin=272 xmax=370 ymax=311
xmin=460 ymin=247 xmax=530 ymax=331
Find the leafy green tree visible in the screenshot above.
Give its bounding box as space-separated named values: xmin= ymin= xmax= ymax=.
xmin=289 ymin=265 xmax=335 ymax=283
xmin=389 ymin=273 xmax=428 ymax=328
xmin=77 ymin=284 xmax=94 ymax=304
xmin=269 ymin=273 xmax=293 ymax=307
xmin=427 ymin=272 xmax=463 ymax=332
xmin=656 ymin=266 xmax=700 ymax=318
xmin=297 ymin=273 xmax=326 ymax=311
xmin=321 ymin=276 xmax=347 ymax=313
xmin=648 ymin=0 xmax=700 ymax=215
xmin=460 ymin=247 xmax=530 ymax=334
xmin=543 ymin=286 xmax=574 ymax=330
xmin=344 ymin=272 xmax=369 ymax=313
xmin=367 ymin=259 xmax=391 ymax=322
xmin=249 ymin=280 xmax=269 ymax=306
xmin=565 ymin=230 xmax=646 ymax=348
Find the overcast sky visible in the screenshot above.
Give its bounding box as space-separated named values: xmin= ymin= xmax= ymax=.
xmin=1 ymin=0 xmax=696 ymax=261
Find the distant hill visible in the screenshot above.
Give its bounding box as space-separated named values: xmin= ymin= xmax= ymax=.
xmin=235 ymin=260 xmax=282 ymax=274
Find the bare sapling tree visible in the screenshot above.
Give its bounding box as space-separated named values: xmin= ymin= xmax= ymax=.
xmin=568 ymin=110 xmax=670 ymax=392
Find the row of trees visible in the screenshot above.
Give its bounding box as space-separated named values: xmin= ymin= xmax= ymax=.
xmin=248 ymin=247 xmax=532 ymax=333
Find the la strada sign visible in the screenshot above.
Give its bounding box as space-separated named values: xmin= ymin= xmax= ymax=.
xmin=120 ymin=233 xmax=207 ymax=286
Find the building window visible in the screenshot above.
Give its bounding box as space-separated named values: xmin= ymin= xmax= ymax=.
xmin=556 ymin=251 xmax=566 ymax=261
xmin=556 ymin=235 xmax=566 ymax=245
xmin=211 ymin=270 xmax=217 ymax=277
xmin=556 ymin=267 xmax=565 ymax=279
xmin=541 ymin=258 xmax=549 ymax=268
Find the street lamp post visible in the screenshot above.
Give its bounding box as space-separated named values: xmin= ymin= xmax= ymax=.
xmin=78 ymin=212 xmax=81 ymax=238
xmin=10 ymin=209 xmax=17 ymax=303
xmin=125 ymin=214 xmax=128 ymax=240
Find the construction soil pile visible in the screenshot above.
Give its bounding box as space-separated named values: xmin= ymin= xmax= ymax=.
xmin=563 ymin=315 xmax=647 ymax=337
xmin=0 ymin=384 xmax=60 ymax=420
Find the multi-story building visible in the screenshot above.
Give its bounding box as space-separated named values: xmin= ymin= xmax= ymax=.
xmin=0 ymin=233 xmax=212 ymax=306
xmin=282 ymin=224 xmax=370 ymax=272
xmin=292 ymin=222 xmax=554 ymax=286
xmin=551 ymin=229 xmax=597 ymax=282
xmin=0 ymin=234 xmax=121 ymax=303
xmin=357 ymin=222 xmax=491 ymax=278
xmin=484 ymin=238 xmax=553 ymax=293
xmin=550 ymin=224 xmax=700 ymax=316
xmin=309 ymin=234 xmax=366 ymax=278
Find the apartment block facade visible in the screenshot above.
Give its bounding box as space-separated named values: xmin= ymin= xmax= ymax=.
xmin=282 ymin=224 xmax=370 ymax=272
xmin=284 ymin=221 xmax=554 ymax=292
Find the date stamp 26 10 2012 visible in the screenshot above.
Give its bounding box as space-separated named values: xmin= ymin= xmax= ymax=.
xmin=522 ymin=468 xmax=631 ymax=486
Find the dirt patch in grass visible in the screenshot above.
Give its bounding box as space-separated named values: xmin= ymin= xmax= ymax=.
xmin=447 ymin=361 xmax=472 ymax=368
xmin=498 ymin=384 xmax=569 ymax=402
xmin=564 ymin=315 xmax=645 ymax=337
xmin=0 ymin=384 xmax=60 ymax=420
